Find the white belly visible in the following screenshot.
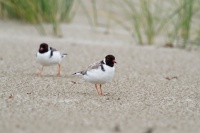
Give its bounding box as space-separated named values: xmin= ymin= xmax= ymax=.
xmin=36 ymin=51 xmax=62 ymax=66
xmin=83 ymin=65 xmax=115 ymax=84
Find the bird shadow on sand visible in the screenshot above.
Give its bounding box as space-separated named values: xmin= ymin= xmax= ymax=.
xmin=62 ymin=87 xmax=113 ymax=97
xmin=66 ymin=92 xmax=113 ymax=98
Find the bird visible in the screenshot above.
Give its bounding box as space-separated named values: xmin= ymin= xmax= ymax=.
xmin=36 ymin=43 xmax=67 ymax=76
xmin=73 ymin=55 xmax=116 ymax=96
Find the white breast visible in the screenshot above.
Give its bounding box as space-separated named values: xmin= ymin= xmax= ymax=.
xmin=36 ymin=51 xmax=62 ymax=66
xmin=83 ymin=64 xmax=115 ymax=84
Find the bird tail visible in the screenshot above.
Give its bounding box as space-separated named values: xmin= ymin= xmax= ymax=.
xmin=72 ymin=72 xmax=83 ymax=76
xmin=62 ymin=53 xmax=67 ymax=58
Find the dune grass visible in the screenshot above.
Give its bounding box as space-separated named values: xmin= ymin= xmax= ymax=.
xmin=180 ymin=0 xmax=194 ymax=47
xmin=0 ymin=0 xmax=199 ymax=47
xmin=106 ymin=0 xmax=165 ymax=45
xmin=167 ymin=0 xmax=196 ymax=48
xmin=0 ymin=0 xmax=75 ymax=36
xmin=91 ymin=0 xmax=199 ymax=47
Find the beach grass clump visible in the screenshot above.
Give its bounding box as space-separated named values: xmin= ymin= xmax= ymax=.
xmin=0 ymin=0 xmax=200 ymax=48
xmin=106 ymin=0 xmax=163 ymax=45
xmin=0 ymin=0 xmax=75 ymax=36
xmin=167 ymin=0 xmax=197 ymax=48
xmin=103 ymin=0 xmax=200 ymax=47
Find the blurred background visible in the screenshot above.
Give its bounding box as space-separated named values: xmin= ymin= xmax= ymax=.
xmin=1 ymin=1 xmax=200 ymax=133
xmin=0 ymin=0 xmax=200 ymax=48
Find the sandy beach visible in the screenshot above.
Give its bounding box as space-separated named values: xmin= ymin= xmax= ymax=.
xmin=0 ymin=19 xmax=200 ymax=133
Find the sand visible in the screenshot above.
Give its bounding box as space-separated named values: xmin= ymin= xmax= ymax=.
xmin=0 ymin=20 xmax=200 ymax=133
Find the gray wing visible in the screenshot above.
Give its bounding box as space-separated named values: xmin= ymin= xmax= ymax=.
xmin=78 ymin=60 xmax=102 ymax=75
xmin=87 ymin=60 xmax=102 ymax=70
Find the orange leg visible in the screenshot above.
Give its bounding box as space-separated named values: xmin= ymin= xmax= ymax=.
xmin=95 ymin=84 xmax=100 ymax=95
xmin=57 ymin=64 xmax=61 ymax=76
xmin=99 ymin=84 xmax=103 ymax=96
xmin=37 ymin=66 xmax=44 ymax=76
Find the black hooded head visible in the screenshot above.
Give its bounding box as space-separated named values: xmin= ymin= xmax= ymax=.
xmin=105 ymin=55 xmax=116 ymax=67
xmin=39 ymin=43 xmax=49 ymax=54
